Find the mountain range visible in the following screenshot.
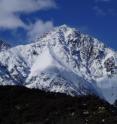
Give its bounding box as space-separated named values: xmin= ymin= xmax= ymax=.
xmin=0 ymin=25 xmax=117 ymax=104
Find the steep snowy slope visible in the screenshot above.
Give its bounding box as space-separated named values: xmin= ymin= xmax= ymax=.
xmin=0 ymin=25 xmax=117 ymax=104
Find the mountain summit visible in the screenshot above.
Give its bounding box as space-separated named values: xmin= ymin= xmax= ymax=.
xmin=0 ymin=25 xmax=117 ymax=104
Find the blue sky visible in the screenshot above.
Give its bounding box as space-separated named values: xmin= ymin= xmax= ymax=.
xmin=0 ymin=0 xmax=117 ymax=50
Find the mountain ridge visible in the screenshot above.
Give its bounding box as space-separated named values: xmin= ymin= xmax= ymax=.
xmin=0 ymin=40 xmax=11 ymax=51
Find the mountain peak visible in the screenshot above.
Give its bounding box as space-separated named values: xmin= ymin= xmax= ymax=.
xmin=58 ymin=24 xmax=68 ymax=28
xmin=56 ymin=24 xmax=77 ymax=33
xmin=37 ymin=25 xmax=103 ymax=48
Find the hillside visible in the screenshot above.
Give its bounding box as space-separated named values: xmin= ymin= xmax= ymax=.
xmin=0 ymin=86 xmax=117 ymax=124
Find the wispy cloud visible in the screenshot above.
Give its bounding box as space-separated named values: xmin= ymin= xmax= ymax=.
xmin=27 ymin=20 xmax=54 ymax=41
xmin=95 ymin=0 xmax=111 ymax=2
xmin=93 ymin=6 xmax=116 ymax=16
xmin=93 ymin=6 xmax=106 ymax=16
xmin=0 ymin=0 xmax=56 ymax=29
xmin=93 ymin=0 xmax=116 ymax=16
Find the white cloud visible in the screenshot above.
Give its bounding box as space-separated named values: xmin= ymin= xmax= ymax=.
xmin=95 ymin=0 xmax=111 ymax=2
xmin=0 ymin=13 xmax=26 ymax=29
xmin=27 ymin=20 xmax=54 ymax=41
xmin=0 ymin=0 xmax=56 ymax=29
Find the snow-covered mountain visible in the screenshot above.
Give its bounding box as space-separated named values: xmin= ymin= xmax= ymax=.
xmin=0 ymin=40 xmax=11 ymax=51
xmin=0 ymin=25 xmax=117 ymax=104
